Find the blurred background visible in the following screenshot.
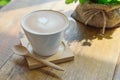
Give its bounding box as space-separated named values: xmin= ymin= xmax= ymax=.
xmin=0 ymin=0 xmax=10 ymax=8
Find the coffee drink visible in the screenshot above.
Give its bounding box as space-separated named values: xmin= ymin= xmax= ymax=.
xmin=21 ymin=10 xmax=69 ymax=56
xmin=22 ymin=10 xmax=68 ymax=34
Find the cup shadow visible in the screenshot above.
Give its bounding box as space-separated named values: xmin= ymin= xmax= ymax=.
xmin=64 ymin=10 xmax=116 ymax=46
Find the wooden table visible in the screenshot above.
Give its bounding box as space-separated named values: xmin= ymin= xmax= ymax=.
xmin=0 ymin=0 xmax=120 ymax=80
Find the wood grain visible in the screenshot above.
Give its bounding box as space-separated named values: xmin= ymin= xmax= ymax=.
xmin=0 ymin=1 xmax=57 ymax=69
xmin=20 ymin=38 xmax=74 ymax=69
xmin=0 ymin=0 xmax=120 ymax=80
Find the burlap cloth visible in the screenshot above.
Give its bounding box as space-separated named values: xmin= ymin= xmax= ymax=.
xmin=72 ymin=3 xmax=120 ymax=34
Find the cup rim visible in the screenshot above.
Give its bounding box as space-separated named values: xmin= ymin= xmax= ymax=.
xmin=21 ymin=10 xmax=69 ymax=35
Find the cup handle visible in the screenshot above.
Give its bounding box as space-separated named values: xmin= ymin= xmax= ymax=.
xmin=68 ymin=17 xmax=77 ymax=26
xmin=64 ymin=17 xmax=78 ymax=41
xmin=66 ymin=17 xmax=77 ymax=34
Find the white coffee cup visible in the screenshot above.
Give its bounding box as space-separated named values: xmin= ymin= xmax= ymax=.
xmin=21 ymin=10 xmax=76 ymax=56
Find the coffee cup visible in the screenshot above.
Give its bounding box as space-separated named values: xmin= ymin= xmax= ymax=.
xmin=21 ymin=10 xmax=76 ymax=56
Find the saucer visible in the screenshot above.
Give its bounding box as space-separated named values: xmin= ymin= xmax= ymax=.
xmin=20 ymin=37 xmax=74 ymax=69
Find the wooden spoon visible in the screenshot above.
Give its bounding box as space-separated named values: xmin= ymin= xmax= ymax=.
xmin=12 ymin=45 xmax=64 ymax=71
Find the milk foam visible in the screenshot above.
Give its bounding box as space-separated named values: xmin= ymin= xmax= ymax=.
xmin=23 ymin=10 xmax=68 ymax=34
xmin=38 ymin=17 xmax=48 ymax=25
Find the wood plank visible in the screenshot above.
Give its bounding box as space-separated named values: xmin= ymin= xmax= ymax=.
xmin=0 ymin=0 xmax=58 ymax=11
xmin=0 ymin=13 xmax=22 ymax=68
xmin=113 ymin=54 xmax=120 ymax=80
xmin=69 ymin=27 xmax=120 ymax=80
xmin=20 ymin=38 xmax=74 ymax=69
xmin=0 ymin=54 xmax=49 ymax=80
xmin=0 ymin=0 xmax=120 ymax=80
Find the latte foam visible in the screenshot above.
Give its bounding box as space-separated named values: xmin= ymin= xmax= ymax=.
xmin=22 ymin=10 xmax=68 ymax=34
